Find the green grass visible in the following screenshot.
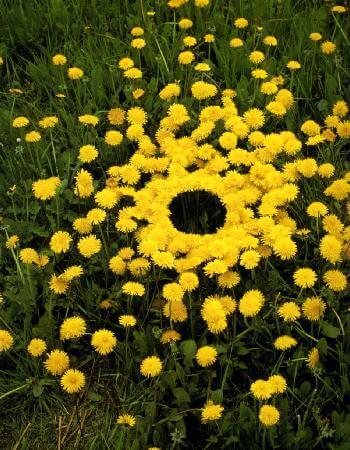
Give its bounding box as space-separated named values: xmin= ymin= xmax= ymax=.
xmin=0 ymin=0 xmax=350 ymax=449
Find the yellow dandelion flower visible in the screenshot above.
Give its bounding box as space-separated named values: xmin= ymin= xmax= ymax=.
xmin=268 ymin=374 xmax=287 ymax=394
xmin=178 ymin=51 xmax=195 ymax=65
xmin=178 ymin=18 xmax=193 ymax=29
xmin=67 ymin=67 xmax=84 ymax=79
xmin=131 ymin=38 xmax=146 ymax=50
xmin=105 ymin=130 xmax=123 ymax=146
xmin=122 ymin=281 xmax=145 ymax=296
xmin=201 ymin=297 xmax=227 ymax=333
xmin=77 ymin=234 xmax=101 ymax=258
xmin=49 ymin=231 xmax=72 ymax=254
xmin=234 ymin=17 xmax=248 ymax=28
xmin=60 ymin=317 xmax=87 ymax=340
xmin=302 ymin=297 xmax=326 ymax=321
xmin=140 ymin=356 xmax=162 ymax=377
xmin=321 ymin=41 xmax=336 ymax=55
xmin=119 ymin=315 xmax=137 ymax=327
xmin=108 ymin=108 xmax=125 ymax=125
xmin=27 ymin=338 xmax=46 ymax=357
xmin=277 ymin=302 xmax=301 ymax=322
xmin=263 ymin=35 xmax=277 ymax=46
xmin=196 ymin=346 xmax=218 ymax=367
xmin=250 ymin=379 xmax=274 ymax=400
xmin=307 ymin=348 xmax=319 ymax=369
xmin=25 ymin=131 xmax=41 ymax=143
xmin=259 ymin=405 xmax=280 ymax=426
xmin=118 ymin=57 xmax=134 ymax=70
xmin=5 ymin=235 xmax=19 ymax=249
xmin=160 ymin=330 xmax=181 ymax=344
xmin=239 ymin=289 xmax=265 ymax=317
xmin=52 ymin=54 xmax=67 ymax=65
xmin=116 ymin=414 xmax=136 ymax=427
xmin=32 ymin=176 xmax=61 ymax=200
xmin=0 ymin=330 xmax=14 ymax=352
xmin=91 ymin=329 xmax=117 ymax=355
xmin=293 ymin=268 xmax=317 ymax=288
xmin=38 ymin=116 xmax=58 ymax=128
xmin=323 ymin=269 xmax=347 ymax=291
xmin=201 ymin=400 xmax=224 ymax=423
xmin=60 ymin=369 xmax=85 ymax=393
xmin=44 ymin=350 xmax=69 ymax=375
xmin=19 ymin=248 xmax=39 ymax=264
xmin=49 ymin=274 xmax=69 ymax=294
xmin=12 ymin=116 xmax=29 ymax=128
xmin=274 ymin=335 xmax=297 ymax=351
xmin=309 ymin=32 xmax=322 ymax=41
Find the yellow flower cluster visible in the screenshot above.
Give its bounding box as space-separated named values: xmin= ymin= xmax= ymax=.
xmin=2 ymin=4 xmax=350 ymax=439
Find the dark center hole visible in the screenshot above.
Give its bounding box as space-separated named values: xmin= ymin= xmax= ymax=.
xmin=169 ymin=190 xmax=227 ymax=235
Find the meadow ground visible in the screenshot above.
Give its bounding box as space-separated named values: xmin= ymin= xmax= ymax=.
xmin=0 ymin=0 xmax=350 ymax=449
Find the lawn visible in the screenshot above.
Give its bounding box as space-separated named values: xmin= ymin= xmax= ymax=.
xmin=0 ymin=0 xmax=350 ymax=449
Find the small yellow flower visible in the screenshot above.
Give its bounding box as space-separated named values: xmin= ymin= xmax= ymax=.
xmin=204 ymin=34 xmax=215 ymax=43
xmin=5 ymin=235 xmax=19 ymax=249
xmin=307 ymin=348 xmax=319 ymax=369
xmin=77 ymin=234 xmax=101 ymax=258
xmin=52 ymin=54 xmax=67 ymax=65
xmin=287 ymin=60 xmax=301 ymax=70
xmin=230 ymin=38 xmax=244 ymax=48
xmin=116 ymin=414 xmax=136 ymax=427
xmin=50 ymin=231 xmax=72 ymax=254
xmin=178 ymin=51 xmax=195 ymax=65
xmin=119 ymin=315 xmax=137 ymax=327
xmin=274 ymin=335 xmax=297 ymax=351
xmin=259 ymin=405 xmax=280 ymax=426
xmin=302 ymin=297 xmax=326 ymax=321
xmin=332 ymin=5 xmax=347 ymax=13
xmin=321 ymin=41 xmax=336 ymax=55
xmin=12 ymin=116 xmax=29 ymax=128
xmin=78 ymin=114 xmax=99 ymax=126
xmin=309 ymin=32 xmax=322 ymax=42
xmin=160 ymin=330 xmax=181 ymax=344
xmin=183 ymin=36 xmax=197 ymax=47
xmin=132 ymin=88 xmax=145 ymax=99
xmin=195 ymin=0 xmax=209 ymax=7
xmin=78 ymin=145 xmax=98 ymax=163
xmin=105 ymin=130 xmax=123 ymax=146
xmin=249 ymin=51 xmax=265 ymax=64
xmin=201 ymin=400 xmax=224 ymax=422
xmin=131 ymin=38 xmax=146 ymax=50
xmin=131 ymin=26 xmax=144 ymax=37
xmin=122 ymin=281 xmax=145 ymax=296
xmin=91 ymin=329 xmax=117 ymax=355
xmin=100 ymin=300 xmax=113 ymax=309
xmin=60 ymin=369 xmax=85 ymax=393
xmin=140 ymin=356 xmax=162 ymax=377
xmin=25 ymin=131 xmax=41 ymax=143
xmin=38 ymin=116 xmax=58 ymax=128
xmin=118 ymin=57 xmax=134 ymax=70
xmin=0 ymin=330 xmax=14 ymax=352
xmin=277 ymin=302 xmax=301 ymax=322
xmin=234 ymin=17 xmax=248 ymax=28
xmin=44 ymin=350 xmax=69 ymax=375
xmin=178 ymin=18 xmax=193 ymax=30
xmin=27 ymin=338 xmax=46 ymax=357
xmin=250 ymin=379 xmax=274 ymax=400
xmin=196 ymin=346 xmax=218 ymax=367
xmin=263 ymin=35 xmax=277 ymax=46
xmin=67 ymin=67 xmax=84 ymax=79
xmin=60 ymin=317 xmax=87 ymax=340
xmin=293 ymin=268 xmax=317 ymax=288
